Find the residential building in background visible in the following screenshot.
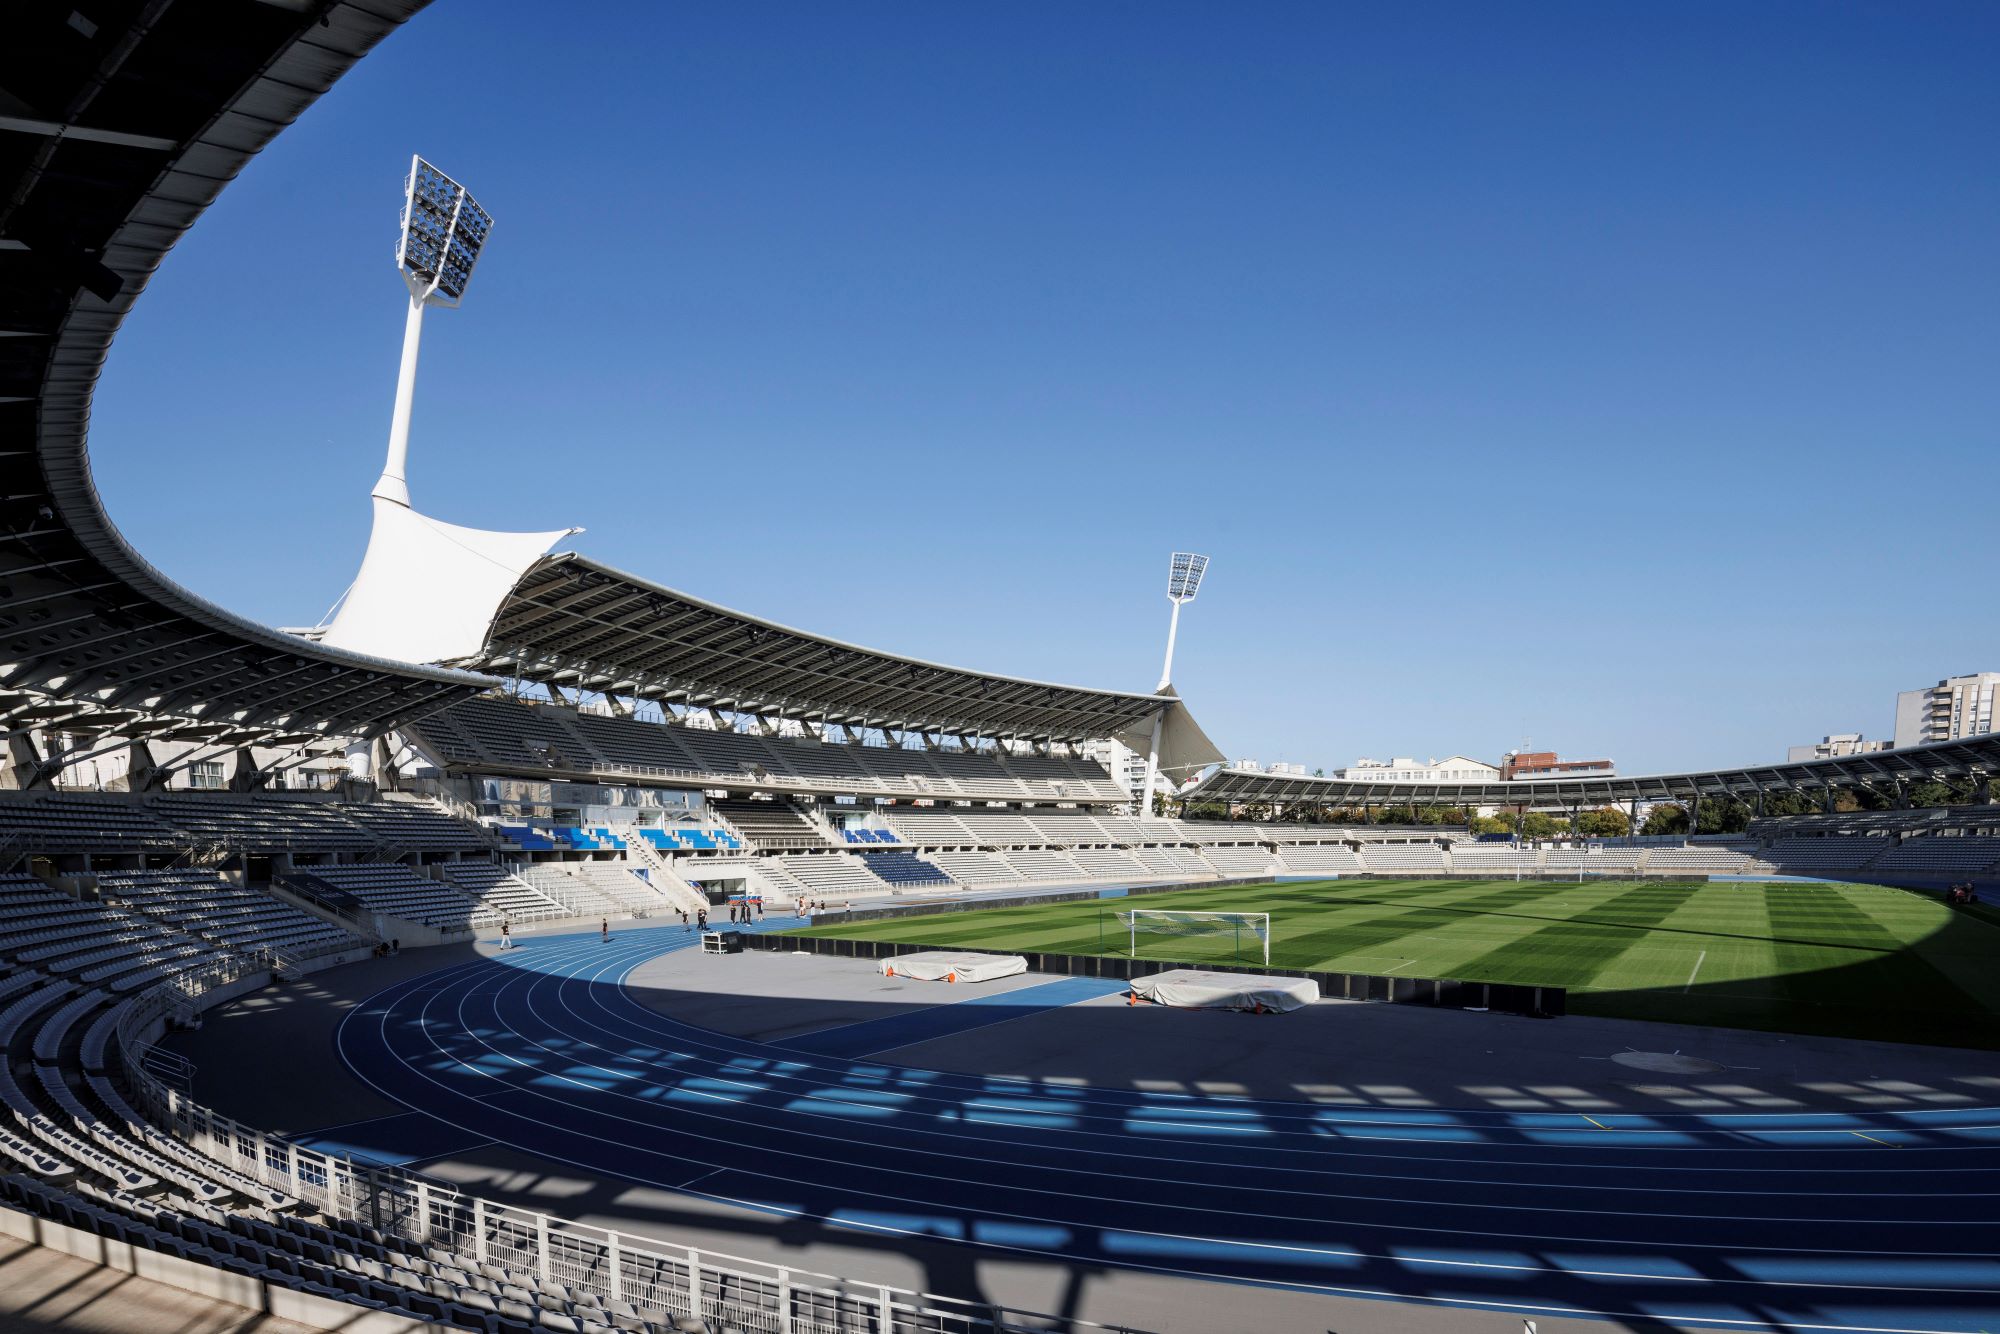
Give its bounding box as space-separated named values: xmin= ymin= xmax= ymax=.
xmin=1085 ymin=737 xmax=1152 ymax=801
xmin=1893 ymin=673 xmax=2000 ymax=749
xmin=1500 ymin=751 xmax=1615 ymax=781
xmin=1787 ymin=733 xmax=1891 ymax=763
xmin=1335 ymin=756 xmax=1501 ymax=783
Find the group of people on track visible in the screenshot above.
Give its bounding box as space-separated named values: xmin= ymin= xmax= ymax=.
xmin=1947 ymin=882 xmax=1982 ymax=906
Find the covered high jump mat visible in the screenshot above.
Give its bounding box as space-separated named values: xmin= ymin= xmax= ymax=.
xmin=1129 ymin=969 xmax=1319 ymax=1013
xmin=880 ymin=951 xmax=1029 ymax=983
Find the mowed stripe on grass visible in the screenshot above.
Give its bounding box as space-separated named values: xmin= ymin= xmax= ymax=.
xmin=786 ymin=878 xmax=2000 ymax=1048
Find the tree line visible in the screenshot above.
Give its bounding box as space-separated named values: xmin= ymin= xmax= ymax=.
xmin=1180 ymin=776 xmax=1992 ymax=838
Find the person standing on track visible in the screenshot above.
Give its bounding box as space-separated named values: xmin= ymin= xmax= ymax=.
xmin=500 ymin=922 xmax=511 ymax=950
xmin=601 ymin=918 xmax=609 ymax=943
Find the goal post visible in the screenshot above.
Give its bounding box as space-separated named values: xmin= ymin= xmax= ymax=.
xmin=1117 ymin=909 xmax=1270 ymax=966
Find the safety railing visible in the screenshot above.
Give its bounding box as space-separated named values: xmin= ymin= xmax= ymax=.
xmin=116 ymin=964 xmax=1147 ymax=1334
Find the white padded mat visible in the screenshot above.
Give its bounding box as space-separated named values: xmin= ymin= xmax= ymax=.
xmin=1129 ymin=969 xmax=1319 ymax=1012
xmin=880 ymin=951 xmax=1029 ymax=983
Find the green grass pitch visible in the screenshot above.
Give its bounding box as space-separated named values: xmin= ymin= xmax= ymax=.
xmin=783 ymin=878 xmax=2000 ymax=1048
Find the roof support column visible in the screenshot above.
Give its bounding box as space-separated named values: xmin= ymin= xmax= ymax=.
xmin=124 ymin=741 xmax=162 ymax=794
xmin=7 ymin=732 xmax=44 ymax=791
xmin=227 ymin=747 xmax=270 ymax=793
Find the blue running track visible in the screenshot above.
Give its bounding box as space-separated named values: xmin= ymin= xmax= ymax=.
xmin=330 ymin=924 xmax=2000 ymax=1332
xmin=782 ymin=975 xmax=1127 ymax=1058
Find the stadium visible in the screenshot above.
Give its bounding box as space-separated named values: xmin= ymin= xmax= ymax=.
xmin=1 ymin=5 xmax=1997 ymax=1334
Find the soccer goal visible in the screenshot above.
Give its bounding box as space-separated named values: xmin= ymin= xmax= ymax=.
xmin=1117 ymin=909 xmax=1270 ymax=966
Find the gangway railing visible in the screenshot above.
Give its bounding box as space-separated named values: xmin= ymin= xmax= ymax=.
xmin=114 ymin=968 xmax=1152 ymax=1334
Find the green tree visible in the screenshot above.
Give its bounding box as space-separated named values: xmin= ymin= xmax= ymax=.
xmin=1695 ymin=797 xmax=1752 ymax=835
xmin=1468 ymin=814 xmax=1513 ymax=836
xmin=1640 ymin=803 xmax=1689 ymax=836
xmin=1576 ymin=806 xmax=1631 ymax=838
xmin=1521 ymin=811 xmax=1567 ymax=840
xmin=1909 ymin=781 xmax=1957 ymax=808
xmin=1760 ymin=789 xmax=1819 ymax=818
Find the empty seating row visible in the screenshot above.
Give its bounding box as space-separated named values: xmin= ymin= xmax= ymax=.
xmin=1001 ymin=849 xmax=1087 ymax=882
xmin=1761 ymin=837 xmax=1891 ymax=870
xmin=149 ymin=796 xmax=373 ymax=853
xmin=710 ymin=800 xmax=830 ymax=849
xmin=336 ymin=801 xmax=493 ymax=850
xmin=857 ymin=850 xmax=952 ymax=888
xmin=409 ymin=696 xmax=1128 ymax=801
xmin=0 ymin=795 xmax=179 ymax=849
xmin=0 ymin=878 xmax=232 ymax=994
xmin=296 ymin=865 xmax=500 ymax=932
xmin=1543 ymin=848 xmax=1645 ymax=870
xmin=93 ymin=870 xmax=362 ymax=961
xmin=1357 ymin=844 xmax=1449 ymax=872
xmin=1869 ymin=838 xmax=2000 ymax=872
xmin=1200 ymin=845 xmax=1279 ymax=877
xmin=763 ymin=854 xmax=886 ymax=899
xmin=1641 ymin=847 xmax=1757 ymax=872
xmin=1274 ymin=844 xmax=1366 ymax=875
xmin=923 ymin=850 xmax=1022 ymax=886
xmin=0 ymin=792 xmax=494 ymax=856
xmin=440 ymin=865 xmax=567 ymax=921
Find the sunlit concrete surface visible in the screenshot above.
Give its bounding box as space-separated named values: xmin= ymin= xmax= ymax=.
xmin=0 ymin=1237 xmax=313 ymax=1334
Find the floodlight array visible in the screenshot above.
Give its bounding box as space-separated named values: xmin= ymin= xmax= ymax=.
xmin=396 ymin=156 xmax=492 ymax=304
xmin=1167 ymin=551 xmax=1209 ymax=602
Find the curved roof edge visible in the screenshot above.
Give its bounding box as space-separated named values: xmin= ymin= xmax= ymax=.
xmin=3 ymin=0 xmax=494 ymax=748
xmin=1184 ymin=733 xmax=2000 ymax=808
xmin=460 ymin=552 xmax=1202 ymax=745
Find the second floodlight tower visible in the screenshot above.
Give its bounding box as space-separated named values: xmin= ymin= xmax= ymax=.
xmin=1140 ymin=551 xmax=1209 ymax=817
xmin=373 ymin=155 xmax=494 ymax=507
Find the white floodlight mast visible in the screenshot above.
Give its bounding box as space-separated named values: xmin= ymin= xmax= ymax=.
xmin=1140 ymin=551 xmax=1208 ymax=818
xmin=374 ymin=155 xmax=492 ymax=508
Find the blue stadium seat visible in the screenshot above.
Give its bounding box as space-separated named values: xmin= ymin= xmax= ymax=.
xmin=861 ymin=850 xmax=953 ymax=887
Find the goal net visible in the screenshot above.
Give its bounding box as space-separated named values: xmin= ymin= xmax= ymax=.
xmin=1116 ymin=909 xmax=1270 ymax=966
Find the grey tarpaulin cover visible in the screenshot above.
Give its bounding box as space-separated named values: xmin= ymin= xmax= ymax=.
xmin=1129 ymin=969 xmax=1319 ymax=1012
xmin=880 ymin=951 xmax=1029 ymax=983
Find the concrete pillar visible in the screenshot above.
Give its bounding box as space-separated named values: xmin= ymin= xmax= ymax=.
xmin=7 ymin=732 xmax=44 ymax=790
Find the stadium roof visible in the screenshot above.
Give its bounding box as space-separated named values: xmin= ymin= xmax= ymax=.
xmin=0 ymin=0 xmax=492 ymax=758
xmin=1184 ymin=732 xmax=2000 ymax=809
xmin=456 ymin=553 xmax=1208 ymax=747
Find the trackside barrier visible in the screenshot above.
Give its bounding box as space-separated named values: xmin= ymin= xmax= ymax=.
xmin=829 ymin=876 xmax=1275 ymax=927
xmin=114 ymin=978 xmax=1152 ymax=1334
xmin=747 ymin=933 xmax=1564 ymax=1017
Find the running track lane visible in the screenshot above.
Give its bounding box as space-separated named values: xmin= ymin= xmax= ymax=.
xmin=330 ymin=926 xmax=2000 ymax=1332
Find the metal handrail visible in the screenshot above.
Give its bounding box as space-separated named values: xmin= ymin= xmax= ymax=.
xmin=114 ymin=965 xmax=1148 ymax=1334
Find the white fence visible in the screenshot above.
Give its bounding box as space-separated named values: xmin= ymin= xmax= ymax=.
xmin=115 ymin=974 xmax=1143 ymax=1334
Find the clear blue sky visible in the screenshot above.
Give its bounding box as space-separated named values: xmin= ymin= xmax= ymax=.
xmin=91 ymin=0 xmax=1998 ymax=776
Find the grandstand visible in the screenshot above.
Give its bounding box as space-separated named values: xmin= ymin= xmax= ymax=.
xmin=2 ymin=3 xmax=1997 ymax=1333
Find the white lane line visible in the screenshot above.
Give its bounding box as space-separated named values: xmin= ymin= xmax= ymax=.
xmin=1684 ymin=950 xmax=1707 ymax=993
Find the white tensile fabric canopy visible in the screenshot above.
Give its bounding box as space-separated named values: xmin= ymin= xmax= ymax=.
xmin=319 ymin=497 xmax=576 ymax=666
